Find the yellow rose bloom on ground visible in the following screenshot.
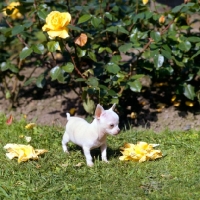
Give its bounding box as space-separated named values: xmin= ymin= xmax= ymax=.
xmin=4 ymin=144 xmax=48 ymax=163
xmin=3 ymin=2 xmax=23 ymax=20
xmin=119 ymin=142 xmax=162 ymax=162
xmin=42 ymin=11 xmax=71 ymax=39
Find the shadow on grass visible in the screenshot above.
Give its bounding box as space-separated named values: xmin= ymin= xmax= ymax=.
xmin=67 ymin=144 xmax=121 ymax=161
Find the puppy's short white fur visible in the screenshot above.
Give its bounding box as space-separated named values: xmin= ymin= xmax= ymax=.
xmin=62 ymin=104 xmax=120 ymax=166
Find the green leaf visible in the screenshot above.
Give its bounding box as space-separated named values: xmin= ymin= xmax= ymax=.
xmin=62 ymin=62 xmax=74 ymax=73
xmin=23 ymin=21 xmax=33 ymax=28
xmin=104 ymin=12 xmax=113 ymax=20
xmin=133 ymin=12 xmax=145 ymax=23
xmin=47 ymin=41 xmax=60 ymax=52
xmin=105 ymin=26 xmax=118 ymax=33
xmin=183 ymin=84 xmax=195 ymax=100
xmin=19 ymin=47 xmax=33 ymax=60
xmin=111 ymin=98 xmax=119 ymax=104
xmin=83 ymin=96 xmax=95 ymax=114
xmin=173 ymin=57 xmax=184 ymax=67
xmin=12 ymin=25 xmax=24 ymax=36
xmin=88 ymin=51 xmax=97 ymax=62
xmin=77 ymin=14 xmax=92 ymax=24
xmin=117 ymin=26 xmax=129 ymax=35
xmin=0 ymin=62 xmax=8 ymax=71
xmin=50 ymin=66 xmax=61 ymax=81
xmin=191 ymin=50 xmax=200 ymax=59
xmin=171 ymin=5 xmax=183 ymax=13
xmin=77 ymin=48 xmax=86 ymax=57
xmin=36 ymin=74 xmax=46 ymax=88
xmin=178 ymin=41 xmax=191 ymax=52
xmin=161 ymin=49 xmax=171 ymax=59
xmin=150 ymin=31 xmax=161 ymax=42
xmin=154 ymin=54 xmax=164 ymax=68
xmin=50 ymin=66 xmax=67 ymax=83
xmin=106 ymin=63 xmax=120 ymax=74
xmin=110 ymin=55 xmax=121 ymax=63
xmin=67 ymin=24 xmax=83 ymax=32
xmin=187 ymin=37 xmax=200 ymax=43
xmin=91 ymin=17 xmax=102 ymax=28
xmin=57 ymin=73 xmax=67 ymax=83
xmin=8 ymin=64 xmax=19 ymax=73
xmin=37 ymin=10 xmax=48 ymax=21
xmin=0 ymin=35 xmax=6 ymax=42
xmin=87 ymin=77 xmax=99 ymax=87
xmin=24 ymin=77 xmax=36 ymax=87
xmin=130 ymin=74 xmax=144 ymax=80
xmin=32 ymin=44 xmax=45 ymax=54
xmin=119 ymin=43 xmax=132 ymax=53
xmin=98 ymin=47 xmax=112 ymax=54
xmin=128 ymin=80 xmax=142 ymax=92
xmin=6 ymin=90 xmax=11 ymax=99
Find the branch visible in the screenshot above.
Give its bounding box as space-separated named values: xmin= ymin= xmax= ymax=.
xmin=5 ymin=19 xmax=28 ymax=47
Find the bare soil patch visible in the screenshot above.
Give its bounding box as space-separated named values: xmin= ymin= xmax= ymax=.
xmin=1 ymin=72 xmax=200 ymax=133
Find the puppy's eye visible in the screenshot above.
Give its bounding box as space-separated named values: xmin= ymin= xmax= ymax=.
xmin=110 ymin=124 xmax=114 ymax=128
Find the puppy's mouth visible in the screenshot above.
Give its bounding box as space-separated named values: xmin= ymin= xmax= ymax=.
xmin=113 ymin=130 xmax=120 ymax=135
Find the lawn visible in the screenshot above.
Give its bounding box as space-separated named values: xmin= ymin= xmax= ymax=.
xmin=0 ymin=114 xmax=200 ymax=199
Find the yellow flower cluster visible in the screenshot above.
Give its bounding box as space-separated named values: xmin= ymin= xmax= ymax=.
xmin=42 ymin=11 xmax=71 ymax=39
xmin=4 ymin=144 xmax=48 ymax=163
xmin=119 ymin=142 xmax=162 ymax=162
xmin=3 ymin=2 xmax=23 ymax=20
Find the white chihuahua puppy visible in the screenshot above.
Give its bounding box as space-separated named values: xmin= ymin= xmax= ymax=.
xmin=62 ymin=104 xmax=120 ymax=166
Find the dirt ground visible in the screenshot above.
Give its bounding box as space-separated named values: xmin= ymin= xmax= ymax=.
xmin=1 ymin=75 xmax=200 ymax=133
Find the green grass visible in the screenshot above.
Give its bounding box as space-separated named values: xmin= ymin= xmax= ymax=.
xmin=1 ymin=114 xmax=200 ymax=199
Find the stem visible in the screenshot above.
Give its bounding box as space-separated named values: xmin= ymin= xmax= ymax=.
xmin=63 ymin=41 xmax=86 ymax=79
xmin=66 ymin=0 xmax=71 ymax=13
xmin=5 ymin=19 xmax=28 ymax=47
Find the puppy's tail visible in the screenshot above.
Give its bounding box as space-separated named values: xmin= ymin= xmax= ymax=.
xmin=66 ymin=113 xmax=71 ymax=121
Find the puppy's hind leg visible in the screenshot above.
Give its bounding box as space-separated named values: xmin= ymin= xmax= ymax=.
xmin=62 ymin=132 xmax=70 ymax=153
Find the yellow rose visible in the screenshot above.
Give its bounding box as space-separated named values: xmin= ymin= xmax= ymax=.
xmin=142 ymin=0 xmax=149 ymax=5
xmin=3 ymin=2 xmax=23 ymax=20
xmin=42 ymin=11 xmax=71 ymax=39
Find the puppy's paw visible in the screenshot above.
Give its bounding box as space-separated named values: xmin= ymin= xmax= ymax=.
xmin=87 ymin=162 xmax=94 ymax=167
xmin=64 ymin=150 xmax=69 ymax=154
xmin=102 ymin=158 xmax=109 ymax=163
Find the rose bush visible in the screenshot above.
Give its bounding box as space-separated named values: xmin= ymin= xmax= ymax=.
xmin=0 ymin=0 xmax=200 ymax=117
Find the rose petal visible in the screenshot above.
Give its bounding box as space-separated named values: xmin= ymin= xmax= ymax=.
xmin=47 ymin=29 xmax=69 ymax=39
xmin=6 ymin=115 xmax=13 ymax=125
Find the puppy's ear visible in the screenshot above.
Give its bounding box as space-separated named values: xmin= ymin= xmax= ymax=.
xmin=95 ymin=104 xmax=104 ymax=119
xmin=109 ymin=103 xmax=116 ymax=111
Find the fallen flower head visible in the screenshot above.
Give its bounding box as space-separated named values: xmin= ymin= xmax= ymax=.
xmin=4 ymin=144 xmax=48 ymax=163
xmin=25 ymin=123 xmax=36 ymax=129
xmin=119 ymin=142 xmax=162 ymax=162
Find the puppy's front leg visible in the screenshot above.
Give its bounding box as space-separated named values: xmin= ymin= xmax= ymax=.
xmin=101 ymin=143 xmax=108 ymax=163
xmin=82 ymin=146 xmax=94 ymax=167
